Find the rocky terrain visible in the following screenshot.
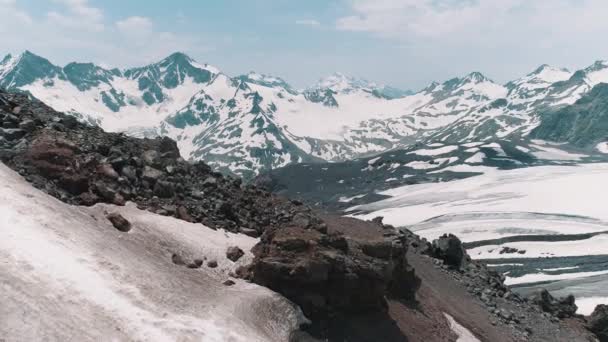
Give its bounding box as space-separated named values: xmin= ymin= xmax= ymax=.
xmin=0 ymin=88 xmax=420 ymax=340
xmin=1 ymin=88 xmax=607 ymax=341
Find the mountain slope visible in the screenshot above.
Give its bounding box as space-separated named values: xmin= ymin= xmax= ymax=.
xmin=531 ymin=83 xmax=608 ymax=148
xmin=3 ymin=51 xmax=608 ymax=178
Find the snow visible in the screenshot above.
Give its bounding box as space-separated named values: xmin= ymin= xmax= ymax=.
xmin=530 ymin=144 xmax=587 ymax=161
xmin=506 ymin=270 xmax=608 ymax=286
xmin=338 ymin=194 xmax=366 ymax=203
xmin=576 ymin=297 xmax=608 ymax=315
xmin=465 ymin=152 xmax=486 ymax=164
xmin=443 ymin=313 xmax=481 ymax=342
xmin=541 ymin=266 xmax=579 ymax=272
xmin=349 ymin=164 xmax=608 ymax=243
xmin=368 ymin=157 xmax=381 ymax=165
xmin=597 ymin=142 xmax=608 ymax=154
xmin=405 ymin=160 xmax=440 ymax=170
xmin=469 ymin=234 xmax=608 ymax=259
xmin=0 ymin=163 xmax=304 ymax=341
xmin=487 ymin=263 xmax=524 ymax=267
xmin=408 ymin=145 xmax=458 ymax=156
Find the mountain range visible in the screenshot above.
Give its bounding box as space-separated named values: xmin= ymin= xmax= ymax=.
xmin=2 ymin=50 xmax=608 ymax=178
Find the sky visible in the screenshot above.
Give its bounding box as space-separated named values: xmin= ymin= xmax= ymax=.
xmin=2 ymin=0 xmax=608 ymax=91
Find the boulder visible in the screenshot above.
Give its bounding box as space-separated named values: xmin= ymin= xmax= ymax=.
xmin=246 ymin=225 xmax=420 ymax=324
xmin=226 ymin=246 xmax=245 ymax=262
xmin=142 ymin=166 xmax=163 ymax=183
xmin=431 ymin=234 xmax=468 ymax=269
xmin=530 ymin=289 xmax=577 ymax=318
xmin=106 ymin=213 xmax=132 ymax=232
xmin=588 ymin=304 xmax=608 ymax=341
xmin=153 ymin=180 xmax=175 ymax=198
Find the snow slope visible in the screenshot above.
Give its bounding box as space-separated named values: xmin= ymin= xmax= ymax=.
xmin=348 ymin=164 xmax=608 ymax=300
xmin=0 ymin=163 xmax=305 ymax=341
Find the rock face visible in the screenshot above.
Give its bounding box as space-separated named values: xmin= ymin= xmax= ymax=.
xmin=431 ymin=234 xmax=469 ymax=269
xmin=530 ymin=289 xmax=578 ymax=319
xmin=245 ymin=220 xmax=420 ymax=333
xmin=589 ymin=305 xmax=608 ymax=341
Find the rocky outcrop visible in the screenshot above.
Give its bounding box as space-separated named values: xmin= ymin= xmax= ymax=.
xmin=245 ymin=218 xmax=420 ymax=335
xmin=529 ymin=289 xmax=578 ymax=319
xmin=431 ymin=234 xmax=469 ymax=269
xmin=589 ymin=305 xmax=608 ymax=341
xmin=0 ymin=89 xmax=325 ymax=237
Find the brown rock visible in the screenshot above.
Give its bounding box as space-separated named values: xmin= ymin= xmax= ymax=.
xmin=226 ymin=246 xmax=245 ymax=262
xmin=106 ymin=212 xmax=132 ymax=232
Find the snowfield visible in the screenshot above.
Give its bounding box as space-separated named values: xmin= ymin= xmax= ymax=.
xmin=0 ymin=163 xmax=305 ymax=341
xmin=348 ymin=163 xmax=608 ymax=296
xmin=349 ymin=163 xmax=608 ymax=238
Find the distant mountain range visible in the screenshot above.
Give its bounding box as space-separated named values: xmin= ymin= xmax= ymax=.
xmin=2 ymin=51 xmax=608 ymax=178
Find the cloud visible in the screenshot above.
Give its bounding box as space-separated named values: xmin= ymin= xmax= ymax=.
xmin=116 ymin=16 xmax=154 ymax=35
xmin=336 ymin=0 xmax=608 ymax=42
xmin=47 ymin=0 xmax=104 ymax=31
xmin=0 ymin=0 xmax=32 ymax=26
xmin=296 ymin=19 xmax=321 ymax=27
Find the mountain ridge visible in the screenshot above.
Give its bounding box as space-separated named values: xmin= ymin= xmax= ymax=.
xmin=2 ymin=50 xmax=608 ymax=178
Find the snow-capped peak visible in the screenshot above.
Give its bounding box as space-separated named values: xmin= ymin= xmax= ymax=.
xmin=313 ymin=72 xmax=377 ymax=93
xmin=528 ymin=64 xmax=572 ymax=83
xmin=462 ymin=71 xmax=491 ymax=84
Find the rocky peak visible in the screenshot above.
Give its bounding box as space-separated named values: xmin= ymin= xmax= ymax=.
xmin=63 ymin=62 xmax=121 ymax=91
xmin=124 ymin=52 xmax=217 ymax=93
xmin=461 ymin=71 xmax=492 ymax=84
xmin=0 ymin=50 xmax=64 ymax=89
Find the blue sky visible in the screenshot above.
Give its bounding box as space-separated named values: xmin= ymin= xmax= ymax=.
xmin=3 ymin=0 xmax=608 ymax=90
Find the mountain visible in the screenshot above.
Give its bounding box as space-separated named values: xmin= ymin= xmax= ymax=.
xmin=2 ymin=50 xmax=608 ymax=178
xmin=531 ymin=82 xmax=608 ymax=148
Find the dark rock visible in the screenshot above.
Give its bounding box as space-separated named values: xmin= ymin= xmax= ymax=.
xmin=226 ymin=246 xmax=245 ymax=262
xmin=530 ymin=289 xmax=577 ymax=318
xmin=0 ymin=128 xmax=26 ymax=141
xmin=223 ymin=279 xmax=236 ymax=286
xmin=589 ymin=304 xmax=608 ymax=341
xmin=176 ymin=206 xmax=194 ymax=222
xmin=187 ymin=259 xmax=204 ymax=269
xmin=293 ymin=212 xmax=312 ymax=228
xmin=106 ymin=213 xmax=132 ymax=232
xmin=431 ymin=234 xmax=468 ymax=269
xmin=120 ymin=165 xmax=137 ymax=182
xmin=371 ymin=216 xmax=384 ymax=226
xmin=153 ymin=180 xmax=175 ymax=198
xmin=171 ymin=253 xmax=186 ymax=265
xmin=142 ymin=166 xmax=163 ymax=183
xmin=19 ymin=119 xmax=36 ymax=132
xmin=207 ymin=260 xmax=218 ymax=268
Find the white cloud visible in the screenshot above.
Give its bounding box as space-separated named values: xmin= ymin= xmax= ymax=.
xmin=47 ymin=0 xmax=104 ymax=31
xmin=116 ymin=16 xmax=153 ymax=35
xmin=0 ymin=0 xmax=32 ymax=26
xmin=295 ymin=19 xmax=321 ymax=27
xmin=337 ymin=0 xmax=608 ymax=42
